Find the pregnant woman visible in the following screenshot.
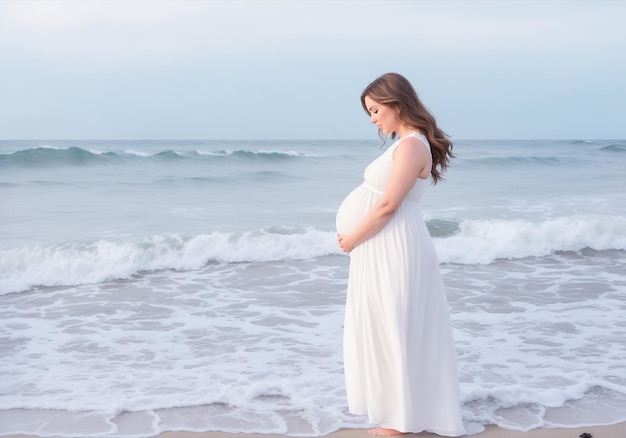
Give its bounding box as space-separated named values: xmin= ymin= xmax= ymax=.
xmin=336 ymin=73 xmax=465 ymax=437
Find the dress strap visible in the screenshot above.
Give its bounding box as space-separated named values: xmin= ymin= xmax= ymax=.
xmin=392 ymin=132 xmax=431 ymax=155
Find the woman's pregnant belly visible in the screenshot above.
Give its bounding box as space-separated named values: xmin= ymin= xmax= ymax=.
xmin=335 ymin=184 xmax=375 ymax=235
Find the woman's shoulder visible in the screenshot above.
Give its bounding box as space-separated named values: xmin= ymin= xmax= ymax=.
xmin=412 ymin=131 xmax=430 ymax=148
xmin=392 ymin=133 xmax=431 ymax=161
xmin=395 ymin=132 xmax=429 ymax=150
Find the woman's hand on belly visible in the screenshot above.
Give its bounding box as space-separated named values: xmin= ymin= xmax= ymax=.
xmin=338 ymin=233 xmax=356 ymax=253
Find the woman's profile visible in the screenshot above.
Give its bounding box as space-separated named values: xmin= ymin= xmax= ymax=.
xmin=336 ymin=72 xmax=465 ymax=436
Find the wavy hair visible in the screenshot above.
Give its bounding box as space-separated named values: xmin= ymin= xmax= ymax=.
xmin=360 ymin=72 xmax=454 ymax=184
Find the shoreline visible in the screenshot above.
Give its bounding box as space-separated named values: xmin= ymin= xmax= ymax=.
xmin=3 ymin=423 xmax=626 ymax=438
xmin=156 ymin=423 xmax=626 ymax=437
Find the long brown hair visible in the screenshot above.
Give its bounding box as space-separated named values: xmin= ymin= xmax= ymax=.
xmin=360 ymin=72 xmax=454 ymax=184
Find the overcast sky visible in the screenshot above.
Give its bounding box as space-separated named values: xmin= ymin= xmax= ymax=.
xmin=0 ymin=0 xmax=624 ymax=140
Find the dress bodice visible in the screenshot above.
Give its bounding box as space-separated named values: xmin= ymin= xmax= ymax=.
xmin=363 ymin=132 xmax=431 ymax=203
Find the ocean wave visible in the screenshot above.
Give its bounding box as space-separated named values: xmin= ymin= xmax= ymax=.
xmin=196 ymin=149 xmax=308 ymax=159
xmin=0 ymin=227 xmax=339 ymax=294
xmin=426 ymin=218 xmax=461 ymax=237
xmin=435 ymin=215 xmax=626 ymax=264
xmin=2 ymin=215 xmax=625 ymax=294
xmin=0 ymin=147 xmax=311 ymax=167
xmin=459 ymin=155 xmax=582 ymax=168
xmin=600 ymin=144 xmax=626 ymax=153
xmin=0 ymin=146 xmax=118 ymax=167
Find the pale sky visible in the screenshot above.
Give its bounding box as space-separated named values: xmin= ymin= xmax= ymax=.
xmin=0 ymin=0 xmax=625 ymax=140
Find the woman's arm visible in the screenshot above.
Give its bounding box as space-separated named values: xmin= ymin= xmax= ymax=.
xmin=338 ymin=137 xmax=431 ymax=252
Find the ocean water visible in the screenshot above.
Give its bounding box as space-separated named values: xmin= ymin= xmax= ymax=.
xmin=0 ymin=138 xmax=625 ymax=437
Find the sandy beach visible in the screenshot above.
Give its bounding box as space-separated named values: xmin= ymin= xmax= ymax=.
xmin=2 ymin=423 xmax=625 ymax=438
xmin=154 ymin=424 xmax=626 ymax=438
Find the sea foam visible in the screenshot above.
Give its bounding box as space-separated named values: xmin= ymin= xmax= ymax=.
xmin=435 ymin=215 xmax=626 ymax=264
xmin=2 ymin=215 xmax=625 ymax=294
xmin=0 ymin=228 xmax=337 ymax=294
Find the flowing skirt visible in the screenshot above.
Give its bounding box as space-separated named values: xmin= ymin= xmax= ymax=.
xmin=343 ymin=199 xmax=465 ymax=436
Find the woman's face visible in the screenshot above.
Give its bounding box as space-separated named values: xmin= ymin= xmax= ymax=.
xmin=363 ymin=95 xmax=400 ymax=135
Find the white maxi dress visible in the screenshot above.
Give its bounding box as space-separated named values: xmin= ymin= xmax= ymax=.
xmin=336 ymin=133 xmax=465 ymax=436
